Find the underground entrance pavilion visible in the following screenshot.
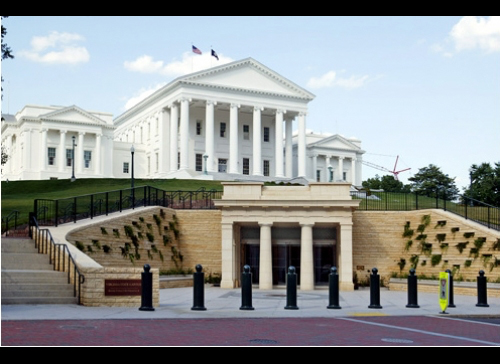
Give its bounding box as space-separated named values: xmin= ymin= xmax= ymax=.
xmin=214 ymin=182 xmax=361 ymax=291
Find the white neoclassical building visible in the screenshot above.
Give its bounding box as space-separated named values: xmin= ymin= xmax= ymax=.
xmin=2 ymin=58 xmax=364 ymax=184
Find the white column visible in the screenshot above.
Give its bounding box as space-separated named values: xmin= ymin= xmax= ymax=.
xmin=169 ymin=103 xmax=179 ymax=173
xmin=205 ymin=100 xmax=216 ymax=172
xmin=40 ymin=129 xmax=48 ymax=172
xmin=57 ymin=130 xmax=67 ymax=172
xmin=77 ymin=132 xmax=85 ymax=174
xmin=285 ymin=118 xmax=293 ymax=178
xmin=6 ymin=134 xmax=13 ymax=173
xmin=325 ymin=155 xmax=331 ymax=182
xmin=253 ymin=106 xmax=263 ymax=176
xmin=312 ymin=154 xmax=318 ymax=181
xmin=24 ymin=129 xmax=31 ymax=170
xmin=339 ymin=223 xmax=354 ymax=291
xmin=95 ymin=133 xmax=102 ymax=176
xmin=338 ymin=156 xmax=344 ymax=181
xmin=158 ymin=110 xmax=167 ymax=174
xmin=180 ymin=98 xmax=190 ymax=170
xmin=300 ymin=223 xmax=315 ymax=290
xmin=298 ymin=112 xmax=306 ymax=177
xmin=351 ymin=157 xmax=356 ymax=185
xmin=259 ymin=223 xmax=273 ymax=290
xmin=221 ymin=222 xmax=236 ymax=289
xmin=275 ymin=110 xmax=285 ymax=178
xmin=229 ymin=103 xmax=240 ymax=174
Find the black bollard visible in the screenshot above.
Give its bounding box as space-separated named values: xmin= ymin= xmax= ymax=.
xmin=476 ymin=270 xmax=489 ymax=308
xmin=191 ymin=264 xmax=207 ymax=311
xmin=240 ymin=265 xmax=255 ymax=311
xmin=368 ymin=268 xmax=383 ymax=309
xmin=406 ymin=268 xmax=420 ymax=308
xmin=446 ymin=269 xmax=456 ymax=308
xmin=139 ymin=264 xmax=155 ymax=311
xmin=327 ymin=267 xmax=341 ymax=309
xmin=284 ymin=266 xmax=299 ymax=310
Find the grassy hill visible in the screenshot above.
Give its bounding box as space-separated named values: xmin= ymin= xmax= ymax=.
xmin=1 ymin=178 xmax=223 ymax=226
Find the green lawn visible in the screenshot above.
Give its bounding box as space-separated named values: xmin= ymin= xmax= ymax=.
xmin=1 ymin=178 xmax=223 ymax=226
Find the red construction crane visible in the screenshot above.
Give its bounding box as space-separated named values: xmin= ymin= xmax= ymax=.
xmin=362 ymin=155 xmax=411 ymax=181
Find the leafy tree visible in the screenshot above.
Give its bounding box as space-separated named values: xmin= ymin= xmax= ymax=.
xmin=362 ymin=174 xmax=410 ymax=193
xmin=463 ymin=162 xmax=500 ymax=207
xmin=408 ymin=164 xmax=459 ymax=200
xmin=2 ymin=16 xmax=14 ymax=101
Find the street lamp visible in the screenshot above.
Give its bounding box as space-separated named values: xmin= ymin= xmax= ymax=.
xmin=71 ymin=136 xmax=77 ymax=182
xmin=328 ymin=165 xmax=333 ymax=182
xmin=130 ymin=145 xmax=135 ymax=189
xmin=203 ymin=153 xmax=208 ymax=175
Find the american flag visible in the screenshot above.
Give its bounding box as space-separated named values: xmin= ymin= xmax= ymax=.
xmin=192 ymin=45 xmax=202 ymax=55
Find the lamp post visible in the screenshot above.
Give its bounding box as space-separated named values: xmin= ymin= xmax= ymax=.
xmin=203 ymin=153 xmax=208 ymax=175
xmin=328 ymin=165 xmax=333 ymax=182
xmin=130 ymin=145 xmax=135 ymax=189
xmin=71 ymin=136 xmax=77 ymax=182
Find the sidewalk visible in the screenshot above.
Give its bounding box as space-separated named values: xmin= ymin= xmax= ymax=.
xmin=2 ymin=286 xmax=499 ymax=321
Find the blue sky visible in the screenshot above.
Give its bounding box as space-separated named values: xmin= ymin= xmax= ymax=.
xmin=2 ymin=16 xmax=499 ymax=190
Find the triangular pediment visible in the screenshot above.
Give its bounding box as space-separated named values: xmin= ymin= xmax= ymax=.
xmin=308 ymin=134 xmax=363 ymax=152
xmin=40 ymin=105 xmax=110 ymax=125
xmin=180 ymin=58 xmax=315 ymax=100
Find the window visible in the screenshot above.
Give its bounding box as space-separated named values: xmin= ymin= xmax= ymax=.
xmin=243 ymin=158 xmax=250 ymax=175
xmin=123 ymin=162 xmax=129 ymax=174
xmin=343 ymin=172 xmax=347 ymax=181
xmin=220 ymin=122 xmax=226 ymax=137
xmin=84 ymin=151 xmax=92 ymax=168
xmin=263 ymin=127 xmax=270 ymax=142
xmin=263 ymin=160 xmax=270 ymax=177
xmin=316 ymin=170 xmax=321 ymax=182
xmin=196 ymin=121 xmax=202 ymax=136
xmin=243 ymin=125 xmax=250 ymax=140
xmin=66 ymin=149 xmax=73 ymax=167
xmin=196 ymin=154 xmax=203 ymax=172
xmin=218 ymin=159 xmax=227 ymax=173
xmin=48 ymin=148 xmax=56 ymax=166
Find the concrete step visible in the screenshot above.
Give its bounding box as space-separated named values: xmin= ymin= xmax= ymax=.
xmin=2 ymin=270 xmax=69 ymax=284
xmin=2 ymin=285 xmax=75 ymax=298
xmin=1 ymin=238 xmax=36 ymax=253
xmin=1 ymin=297 xmax=78 ymax=305
xmin=1 ymin=254 xmax=53 ymax=270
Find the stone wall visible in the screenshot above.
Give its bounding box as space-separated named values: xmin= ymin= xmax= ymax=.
xmin=352 ymin=209 xmax=500 ymax=287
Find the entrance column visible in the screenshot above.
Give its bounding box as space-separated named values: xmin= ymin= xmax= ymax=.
xmin=259 ymin=222 xmax=273 ymax=290
xmin=205 ymin=100 xmax=216 ymax=172
xmin=77 ymin=132 xmax=85 ymax=174
xmin=337 ymin=156 xmax=344 ymax=181
xmin=221 ymin=222 xmax=236 ymax=289
xmin=339 ymin=223 xmax=354 ymax=291
xmin=95 ymin=133 xmax=102 ymax=176
xmin=298 ymin=112 xmax=307 ymax=177
xmin=300 ymin=223 xmax=315 ymax=290
xmin=57 ymin=130 xmax=65 ymax=172
xmin=229 ymin=103 xmax=240 ymax=174
xmin=351 ymin=157 xmax=356 ymax=185
xmin=169 ymin=103 xmax=179 ymax=173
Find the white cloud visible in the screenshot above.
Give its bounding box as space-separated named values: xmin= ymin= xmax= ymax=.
xmin=450 ymin=16 xmax=500 ymax=53
xmin=124 ymin=51 xmax=233 ymax=78
xmin=123 ymin=83 xmax=167 ymax=110
xmin=19 ymin=31 xmax=89 ymax=64
xmin=307 ymin=70 xmax=373 ymax=89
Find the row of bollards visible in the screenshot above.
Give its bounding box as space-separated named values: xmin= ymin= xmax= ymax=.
xmin=138 ymin=264 xmax=492 ymax=312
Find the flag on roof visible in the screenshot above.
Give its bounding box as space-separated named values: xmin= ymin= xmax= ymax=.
xmin=211 ymin=49 xmax=219 ymax=60
xmin=192 ymin=45 xmax=202 ymax=55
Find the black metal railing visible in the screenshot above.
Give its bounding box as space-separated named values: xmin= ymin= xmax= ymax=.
xmin=29 ymin=214 xmax=85 ymax=305
xmin=34 ymin=186 xmax=223 ymax=227
xmin=1 ymin=210 xmax=20 ymax=236
xmin=351 ymin=189 xmax=500 ymax=231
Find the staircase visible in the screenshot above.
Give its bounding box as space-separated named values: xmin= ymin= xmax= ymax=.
xmin=1 ymin=238 xmax=78 ymax=305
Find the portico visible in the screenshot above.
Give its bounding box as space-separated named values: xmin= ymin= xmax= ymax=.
xmin=214 ymin=182 xmax=361 ymax=291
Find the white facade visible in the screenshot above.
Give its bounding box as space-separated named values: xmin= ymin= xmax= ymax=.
xmin=1 ymin=58 xmax=364 ymax=184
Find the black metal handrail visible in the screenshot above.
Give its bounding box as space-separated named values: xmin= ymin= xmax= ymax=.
xmin=34 ymin=185 xmax=223 ymax=227
xmin=29 ymin=214 xmax=85 ymax=304
xmin=1 ymin=210 xmax=20 ymax=235
xmin=351 ymin=189 xmax=499 ymax=231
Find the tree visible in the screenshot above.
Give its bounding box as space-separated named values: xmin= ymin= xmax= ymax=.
xmin=362 ymin=174 xmax=410 ymax=193
xmin=463 ymin=162 xmax=500 ymax=207
xmin=2 ymin=16 xmax=14 ymax=100
xmin=408 ymin=164 xmax=459 ymax=200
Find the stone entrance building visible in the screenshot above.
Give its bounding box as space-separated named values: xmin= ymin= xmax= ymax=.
xmin=214 ymin=182 xmax=360 ymax=291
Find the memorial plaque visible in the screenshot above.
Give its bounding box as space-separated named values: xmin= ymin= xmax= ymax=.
xmin=105 ymin=279 xmax=142 ymax=296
